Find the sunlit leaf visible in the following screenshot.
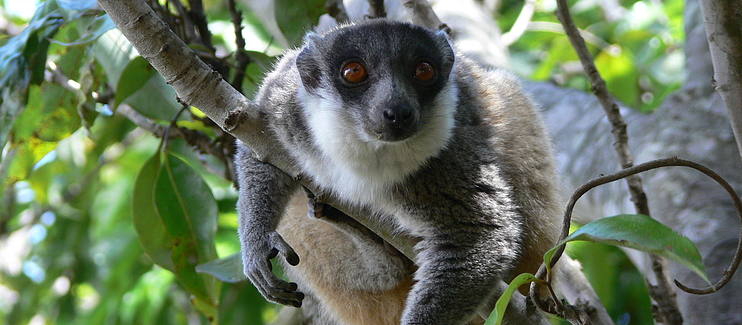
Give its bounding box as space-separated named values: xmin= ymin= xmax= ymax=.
xmin=51 ymin=14 xmax=116 ymax=46
xmin=114 ymin=56 xmax=158 ymax=108
xmin=485 ymin=273 xmax=537 ymax=325
xmin=595 ymin=49 xmax=639 ymax=106
xmin=132 ymin=152 xmax=176 ymax=271
xmin=531 ymin=36 xmax=579 ymax=81
xmin=5 ymin=82 xmax=81 ymax=182
xmin=5 ymin=138 xmax=57 ymax=184
xmin=196 ymin=252 xmax=246 ymax=283
xmin=153 ymin=152 xmax=220 ymax=304
xmin=545 ymin=214 xmax=709 ymax=283
xmin=0 ymin=1 xmax=64 ymax=146
xmin=13 ymin=83 xmax=80 ymax=142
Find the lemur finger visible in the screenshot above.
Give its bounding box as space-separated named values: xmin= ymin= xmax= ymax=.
xmin=269 ymin=232 xmax=300 ymax=266
xmin=249 ymin=269 xmax=304 ymax=307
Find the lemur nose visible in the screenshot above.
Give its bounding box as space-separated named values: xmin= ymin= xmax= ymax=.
xmin=383 ymin=104 xmax=414 ymax=128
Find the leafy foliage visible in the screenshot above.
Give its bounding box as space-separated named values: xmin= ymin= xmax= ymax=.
xmin=504 ymin=0 xmax=684 ymax=111
xmin=0 ymin=0 xmax=695 ymax=324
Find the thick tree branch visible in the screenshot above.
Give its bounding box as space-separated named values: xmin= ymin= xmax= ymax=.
xmin=97 ymin=0 xmax=417 ymax=263
xmin=698 ymin=0 xmax=742 ymax=163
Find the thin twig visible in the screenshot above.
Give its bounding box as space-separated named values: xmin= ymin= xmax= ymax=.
xmin=47 ymin=60 xmax=234 ymax=178
xmin=169 ymin=0 xmax=197 ymax=43
xmin=547 ymin=157 xmax=742 ymax=295
xmin=227 ymin=0 xmax=250 ymax=91
xmin=367 ymin=0 xmax=387 ymax=18
xmin=553 ymin=0 xmax=683 ymax=323
xmin=189 ymin=0 xmax=214 ymax=49
xmin=325 ymin=0 xmax=350 ymax=23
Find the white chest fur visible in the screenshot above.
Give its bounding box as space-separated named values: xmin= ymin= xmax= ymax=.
xmin=293 ymin=81 xmax=458 ymax=218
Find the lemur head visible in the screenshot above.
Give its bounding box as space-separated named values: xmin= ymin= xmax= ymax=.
xmin=295 ymin=19 xmax=456 ymax=144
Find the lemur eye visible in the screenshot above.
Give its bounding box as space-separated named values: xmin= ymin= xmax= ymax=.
xmin=414 ymin=61 xmax=435 ymax=82
xmin=342 ymin=62 xmax=368 ymax=83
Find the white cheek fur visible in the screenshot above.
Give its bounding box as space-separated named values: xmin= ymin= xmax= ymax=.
xmin=294 ymin=77 xmax=458 ymax=218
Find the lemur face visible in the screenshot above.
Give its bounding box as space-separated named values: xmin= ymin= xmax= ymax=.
xmin=296 ymin=19 xmax=456 ymax=143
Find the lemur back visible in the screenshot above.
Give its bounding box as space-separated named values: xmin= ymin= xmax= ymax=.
xmin=236 ymin=19 xmax=561 ymax=325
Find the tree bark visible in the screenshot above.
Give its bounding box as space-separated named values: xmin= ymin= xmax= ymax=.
xmin=698 ymin=0 xmax=742 ymax=163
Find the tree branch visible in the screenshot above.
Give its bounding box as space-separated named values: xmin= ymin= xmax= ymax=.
xmin=226 ymin=0 xmax=250 ymax=90
xmin=400 ymin=0 xmax=449 ymax=32
xmin=325 ymin=0 xmax=350 ymax=23
xmin=97 ymin=0 xmax=417 ymax=265
xmin=698 ymin=0 xmax=742 ymax=163
xmin=367 ymin=0 xmax=387 ymax=18
xmin=552 ymin=0 xmax=683 ymax=323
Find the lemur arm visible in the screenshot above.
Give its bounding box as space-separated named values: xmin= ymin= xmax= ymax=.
xmin=402 ymin=229 xmax=517 ymax=325
xmin=235 ymin=143 xmax=305 ymax=307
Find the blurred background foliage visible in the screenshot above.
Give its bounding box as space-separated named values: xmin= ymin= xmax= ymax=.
xmin=0 ymin=0 xmax=684 ymax=324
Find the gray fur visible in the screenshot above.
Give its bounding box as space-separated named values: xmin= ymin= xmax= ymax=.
xmin=236 ymin=19 xmax=560 ymax=325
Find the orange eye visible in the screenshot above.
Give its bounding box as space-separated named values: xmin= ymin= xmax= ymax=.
xmin=414 ymin=61 xmax=435 ymax=82
xmin=342 ymin=62 xmax=368 ymax=83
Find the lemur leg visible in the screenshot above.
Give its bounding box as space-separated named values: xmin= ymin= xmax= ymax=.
xmin=276 ymin=193 xmax=413 ymax=325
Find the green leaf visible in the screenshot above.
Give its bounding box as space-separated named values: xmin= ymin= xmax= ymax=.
xmin=0 ymin=1 xmax=65 ymax=147
xmin=93 ymin=28 xmax=182 ymax=121
xmin=132 ymin=151 xmax=222 ymax=309
xmin=196 ymin=252 xmax=246 ymax=283
xmin=57 ymin=0 xmax=98 ymax=12
xmin=132 ymin=153 xmax=176 ymax=271
xmin=566 ymin=241 xmax=654 ymax=324
xmin=153 ymin=152 xmax=220 ymax=304
xmin=545 ymin=214 xmax=709 ymax=284
xmin=595 ymin=49 xmax=639 ymax=106
xmin=51 ymin=14 xmax=116 ymax=46
xmin=245 ymin=51 xmax=275 ymax=72
xmin=241 ymin=51 xmax=276 ymax=98
xmin=114 ymin=56 xmax=158 ymax=108
xmin=4 ymin=81 xmax=81 ymax=183
xmin=274 ymin=0 xmax=327 ymax=47
xmin=531 ymin=36 xmax=579 ymax=81
xmin=13 ymin=83 xmax=81 ymax=142
xmin=485 ymin=273 xmax=537 ymax=325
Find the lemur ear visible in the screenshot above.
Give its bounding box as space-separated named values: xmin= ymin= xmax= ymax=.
xmin=435 ymin=23 xmax=452 ymax=36
xmin=434 ymin=28 xmax=456 ymax=78
xmin=296 ymin=33 xmax=323 ymax=94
